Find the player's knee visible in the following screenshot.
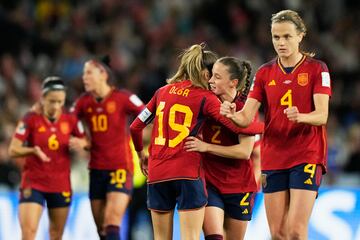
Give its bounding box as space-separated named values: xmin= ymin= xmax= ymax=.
xmin=270 ymin=228 xmax=287 ymax=240
xmin=22 ymin=227 xmax=37 ymax=240
xmin=288 ymin=224 xmax=306 ymax=240
xmin=205 ymin=234 xmax=223 ymax=240
xmin=49 ymin=229 xmax=63 ymax=240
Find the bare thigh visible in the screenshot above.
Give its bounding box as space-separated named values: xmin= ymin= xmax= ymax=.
xmin=179 ymin=207 xmax=205 ymax=240
xmin=203 ymin=206 xmax=224 ymax=236
xmin=48 ymin=207 xmax=70 ymax=240
xmin=19 ymin=203 xmax=43 ymax=240
xmin=151 ymin=210 xmax=174 ymax=240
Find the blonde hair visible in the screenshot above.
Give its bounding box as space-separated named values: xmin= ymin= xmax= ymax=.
xmin=271 ymin=10 xmax=315 ymax=57
xmin=167 ymin=43 xmax=218 ymax=89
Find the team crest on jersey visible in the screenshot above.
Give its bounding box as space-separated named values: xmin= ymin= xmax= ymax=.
xmin=22 ymin=188 xmax=32 ymax=199
xmin=261 ymin=174 xmax=267 ymax=188
xmin=106 ymin=101 xmax=116 ymax=113
xmin=60 ymin=122 xmax=70 ymax=134
xmin=297 ymin=73 xmax=308 ymax=86
xmin=38 ymin=126 xmax=46 ymax=132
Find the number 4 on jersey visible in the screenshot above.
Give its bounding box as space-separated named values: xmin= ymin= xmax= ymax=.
xmin=280 ymin=89 xmax=293 ymax=108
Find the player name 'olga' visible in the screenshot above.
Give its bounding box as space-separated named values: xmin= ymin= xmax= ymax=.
xmin=168 ymin=86 xmax=190 ymax=97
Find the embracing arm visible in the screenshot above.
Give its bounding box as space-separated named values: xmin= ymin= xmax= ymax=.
xmin=284 ymin=94 xmax=329 ymax=126
xmin=220 ymin=98 xmax=261 ymax=127
xmin=185 ymin=135 xmax=255 ymax=160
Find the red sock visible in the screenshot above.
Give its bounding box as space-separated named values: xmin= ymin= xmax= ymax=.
xmin=105 ymin=225 xmax=120 ymax=240
xmin=205 ymin=234 xmax=223 ymax=240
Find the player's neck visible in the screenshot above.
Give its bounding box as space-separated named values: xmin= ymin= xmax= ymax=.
xmin=220 ymin=89 xmax=237 ymax=103
xmin=279 ymin=52 xmax=303 ymax=67
xmin=44 ymin=110 xmax=61 ymax=122
xmin=93 ymin=84 xmax=112 ymax=98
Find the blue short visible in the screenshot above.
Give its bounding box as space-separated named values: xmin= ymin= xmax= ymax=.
xmin=19 ymin=188 xmax=71 ymax=208
xmin=207 ymin=185 xmax=255 ymax=221
xmin=262 ymin=163 xmax=323 ymax=193
xmin=89 ymin=169 xmax=133 ymax=200
xmin=147 ymin=178 xmax=207 ymax=212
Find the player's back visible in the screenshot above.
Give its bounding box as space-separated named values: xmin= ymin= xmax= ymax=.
xmin=147 ymin=80 xmax=222 ymax=182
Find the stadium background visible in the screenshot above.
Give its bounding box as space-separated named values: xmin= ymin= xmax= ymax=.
xmin=0 ymin=0 xmax=359 ymax=239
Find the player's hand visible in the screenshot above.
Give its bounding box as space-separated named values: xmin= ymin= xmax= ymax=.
xmin=34 ymin=146 xmax=50 ymax=162
xmin=284 ymin=106 xmax=303 ymax=123
xmin=184 ymin=136 xmax=208 ymax=153
xmin=69 ymin=137 xmax=89 ymax=152
xmin=137 ymin=151 xmax=148 ymax=177
xmin=220 ymin=101 xmax=236 ymax=119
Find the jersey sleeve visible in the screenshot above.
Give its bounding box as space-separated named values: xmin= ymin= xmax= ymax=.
xmin=14 ymin=113 xmax=33 ymax=142
xmin=313 ymin=61 xmax=332 ymax=96
xmin=130 ymin=94 xmax=157 ymax=151
xmin=203 ymin=95 xmax=263 ymax=135
xmin=70 ymin=114 xmax=86 ymax=138
xmin=248 ymin=68 xmax=265 ymax=102
xmin=70 ymin=97 xmax=83 ymax=118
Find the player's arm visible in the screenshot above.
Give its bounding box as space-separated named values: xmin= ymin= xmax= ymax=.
xmin=8 ymin=137 xmax=50 ymax=162
xmin=220 ymin=98 xmax=261 ymax=127
xmin=185 ymin=135 xmax=255 ymax=160
xmin=284 ymin=93 xmax=329 ymax=126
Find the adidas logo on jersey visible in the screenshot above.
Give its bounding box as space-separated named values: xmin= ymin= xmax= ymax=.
xmin=304 ymin=178 xmax=313 ymax=185
xmin=268 ymin=80 xmax=276 ymax=86
xmin=242 ymin=209 xmax=249 ymax=214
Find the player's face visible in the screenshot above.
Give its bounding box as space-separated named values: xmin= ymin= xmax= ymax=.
xmin=209 ymin=62 xmax=237 ymax=97
xmin=42 ymin=90 xmax=66 ymax=118
xmin=271 ymin=21 xmax=303 ymax=59
xmin=82 ymin=62 xmax=106 ymax=92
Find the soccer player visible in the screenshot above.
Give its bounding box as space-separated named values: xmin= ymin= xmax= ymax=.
xmin=220 ymin=10 xmax=331 ymax=239
xmin=130 ymin=44 xmax=262 ymax=240
xmin=184 ymin=57 xmax=262 ymax=240
xmin=69 ymin=56 xmax=145 ymax=240
xmin=8 ymin=77 xmax=85 ymax=240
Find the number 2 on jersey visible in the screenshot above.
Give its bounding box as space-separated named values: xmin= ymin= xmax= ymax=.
xmin=280 ymin=89 xmax=292 ymax=108
xmin=154 ymin=101 xmax=193 ymax=148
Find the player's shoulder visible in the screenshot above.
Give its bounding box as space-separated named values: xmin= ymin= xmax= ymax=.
xmin=305 ymin=56 xmax=328 ymax=70
xmin=258 ymin=58 xmax=277 ymax=71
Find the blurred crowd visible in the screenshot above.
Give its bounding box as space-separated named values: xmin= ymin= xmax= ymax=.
xmin=0 ymin=0 xmax=359 ymax=191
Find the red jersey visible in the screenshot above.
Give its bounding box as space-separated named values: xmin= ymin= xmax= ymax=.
xmin=248 ymin=56 xmax=332 ymax=171
xmin=14 ymin=111 xmax=84 ymax=192
xmin=71 ymin=89 xmax=144 ymax=171
xmin=130 ymin=80 xmax=262 ymax=183
xmin=203 ymin=96 xmax=258 ymax=194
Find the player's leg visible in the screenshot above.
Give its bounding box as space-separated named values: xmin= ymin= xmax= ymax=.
xmin=203 ymin=186 xmax=224 ymax=240
xmin=287 ymin=163 xmax=322 ymax=239
xmin=177 ymin=179 xmax=207 ymax=240
xmin=18 ymin=189 xmax=44 ymax=240
xmin=89 ymin=169 xmax=107 ymax=239
xmin=262 ymin=170 xmax=290 ymax=240
xmin=147 ymin=181 xmax=177 ymax=240
xmin=103 ymin=168 xmax=133 ymax=239
xmin=179 ymin=208 xmax=205 ymax=240
xmin=223 ymin=192 xmax=256 ymax=240
xmin=151 ymin=210 xmax=174 ymax=240
xmin=46 ymin=192 xmax=71 ymax=240
xmin=103 ymin=192 xmax=131 ymax=239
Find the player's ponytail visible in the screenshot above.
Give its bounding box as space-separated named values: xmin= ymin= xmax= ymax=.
xmin=168 ymin=43 xmax=217 ymax=89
